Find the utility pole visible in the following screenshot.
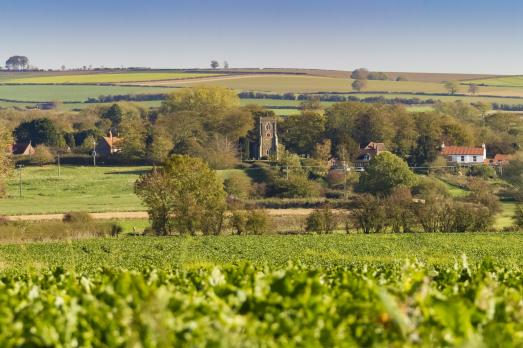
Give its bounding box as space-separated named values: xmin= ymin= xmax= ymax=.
xmin=17 ymin=165 xmax=23 ymax=198
xmin=344 ymin=164 xmax=347 ymax=200
xmin=57 ymin=152 xmax=61 ymax=178
xmin=92 ymin=139 xmax=97 ymax=167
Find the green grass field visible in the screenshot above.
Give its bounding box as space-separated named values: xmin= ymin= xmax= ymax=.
xmin=0 ymin=84 xmax=175 ymax=102
xmin=6 ymin=72 xmax=219 ymax=84
xmin=0 ymin=165 xmax=148 ymax=215
xmin=465 ymin=75 xmax=523 ymax=87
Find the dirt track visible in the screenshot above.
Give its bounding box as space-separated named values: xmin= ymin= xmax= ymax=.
xmin=3 ymin=209 xmax=328 ymax=222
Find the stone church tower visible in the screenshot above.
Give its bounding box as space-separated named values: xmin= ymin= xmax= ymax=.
xmin=258 ymin=117 xmax=278 ymax=159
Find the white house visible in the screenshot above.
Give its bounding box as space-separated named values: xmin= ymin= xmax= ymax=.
xmin=440 ymin=143 xmax=486 ymax=165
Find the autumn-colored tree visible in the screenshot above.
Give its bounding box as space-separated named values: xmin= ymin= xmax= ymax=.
xmin=352 ymin=79 xmax=367 ymax=92
xmin=0 ymin=123 xmax=12 ymax=196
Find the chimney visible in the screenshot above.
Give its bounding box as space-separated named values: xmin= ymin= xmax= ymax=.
xmin=482 ymin=143 xmax=486 ymax=158
xmin=109 ymin=130 xmax=113 ymax=144
xmin=441 ymin=142 xmax=445 ymax=150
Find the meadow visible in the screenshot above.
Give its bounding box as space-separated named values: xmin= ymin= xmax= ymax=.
xmin=5 ymin=72 xmax=219 ymax=84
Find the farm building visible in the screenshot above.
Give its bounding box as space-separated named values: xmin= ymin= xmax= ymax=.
xmin=354 ymin=142 xmax=387 ymax=169
xmin=96 ymin=131 xmax=123 ymax=156
xmin=490 ymin=154 xmax=512 ymax=166
xmin=440 ymin=143 xmax=486 ymax=165
xmin=10 ymin=142 xmax=36 ymax=156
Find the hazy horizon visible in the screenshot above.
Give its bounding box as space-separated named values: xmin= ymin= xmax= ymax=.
xmin=2 ymin=0 xmax=522 ymax=75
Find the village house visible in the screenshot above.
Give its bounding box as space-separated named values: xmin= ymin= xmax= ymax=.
xmin=440 ymin=143 xmax=486 ymax=166
xmin=95 ymin=131 xmax=123 ymax=157
xmin=354 ymin=142 xmax=386 ymax=169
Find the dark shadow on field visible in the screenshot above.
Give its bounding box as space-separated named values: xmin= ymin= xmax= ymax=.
xmin=244 ymin=166 xmax=270 ymax=183
xmin=106 ymin=169 xmax=152 ymax=176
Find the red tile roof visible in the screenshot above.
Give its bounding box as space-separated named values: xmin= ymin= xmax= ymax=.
xmin=441 ymin=146 xmax=484 ymax=156
xmin=493 ymin=154 xmax=511 ymax=162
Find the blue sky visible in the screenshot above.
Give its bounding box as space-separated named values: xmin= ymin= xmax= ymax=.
xmin=1 ymin=0 xmax=522 ymax=74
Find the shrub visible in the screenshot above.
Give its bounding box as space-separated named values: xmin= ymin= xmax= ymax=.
xmin=305 ymin=205 xmax=337 ymax=234
xmin=111 ymin=223 xmax=124 ymax=236
xmin=352 ymin=195 xmax=387 ymax=234
xmin=31 ymin=145 xmax=54 ymax=166
xmin=63 ymin=212 xmax=93 ymax=224
xmin=515 ymin=205 xmax=523 ymax=230
xmin=223 ymin=172 xmax=253 ymax=199
xmin=468 ymin=165 xmax=497 ymax=179
xmin=230 ymin=209 xmax=269 ymax=235
xmin=271 ymin=174 xmax=321 ymax=198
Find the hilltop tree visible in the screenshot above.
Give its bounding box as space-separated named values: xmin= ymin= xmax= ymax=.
xmin=352 ymin=79 xmax=367 ymax=92
xmin=351 ymin=68 xmax=369 ymax=80
xmin=468 ymin=83 xmax=479 ymax=95
xmin=359 ymin=152 xmax=417 ymax=195
xmin=135 ymin=155 xmax=227 ymax=235
xmin=443 ymin=81 xmax=460 ymax=95
xmin=223 ymin=61 xmax=229 ymax=69
xmin=5 ymin=56 xmax=29 ymax=70
xmin=210 ymin=60 xmax=219 ymax=69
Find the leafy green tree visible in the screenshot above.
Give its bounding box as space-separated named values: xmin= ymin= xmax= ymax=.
xmin=101 ymin=104 xmax=123 ymax=128
xmin=119 ymin=108 xmax=148 ymax=160
xmin=224 ymin=172 xmax=253 ymax=199
xmin=443 ymin=81 xmax=459 ymax=95
xmin=359 ymin=152 xmax=417 ymax=195
xmin=280 ymin=111 xmax=326 ymax=155
xmin=0 ymin=123 xmax=12 ymax=197
xmin=5 ymin=55 xmax=29 ymax=70
xmin=210 ymin=60 xmax=219 ymax=69
xmin=147 ymin=128 xmax=173 ymax=164
xmin=135 ymin=155 xmax=227 ymax=235
xmin=305 ymin=205 xmax=337 ymax=234
xmin=14 ymin=118 xmax=61 ymax=146
xmin=367 ymin=71 xmax=388 ymax=80
xmin=351 ymin=68 xmax=369 ymax=80
xmin=352 ymin=79 xmax=367 ymax=92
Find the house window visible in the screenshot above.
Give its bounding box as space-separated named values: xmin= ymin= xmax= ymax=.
xmin=448 ymin=156 xmax=452 ymax=162
xmin=363 ymin=154 xmax=370 ymax=161
xmin=473 ymin=156 xmax=477 ymax=162
xmin=461 ymin=156 xmax=465 ymax=162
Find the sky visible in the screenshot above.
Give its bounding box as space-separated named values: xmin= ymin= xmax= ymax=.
xmin=1 ymin=0 xmax=522 ymax=74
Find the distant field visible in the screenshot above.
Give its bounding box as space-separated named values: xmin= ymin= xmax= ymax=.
xmin=0 ymin=85 xmax=174 ymax=102
xmin=6 ymin=72 xmax=219 ymax=84
xmin=464 ymin=76 xmax=523 ymax=87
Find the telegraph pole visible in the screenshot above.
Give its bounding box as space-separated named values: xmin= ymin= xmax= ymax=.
xmin=92 ymin=139 xmax=97 ymax=167
xmin=57 ymin=152 xmax=61 ymax=178
xmin=17 ymin=164 xmax=23 ymax=198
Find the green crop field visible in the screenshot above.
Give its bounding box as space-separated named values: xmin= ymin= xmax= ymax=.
xmin=1 ymin=234 xmax=523 ymax=345
xmin=6 ymin=72 xmax=219 ymax=84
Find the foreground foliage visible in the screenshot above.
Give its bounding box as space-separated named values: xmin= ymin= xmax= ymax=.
xmin=0 ymin=260 xmax=522 ymax=347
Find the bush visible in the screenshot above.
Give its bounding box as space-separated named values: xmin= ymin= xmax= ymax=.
xmin=63 ymin=212 xmax=93 ymax=224
xmin=111 ymin=223 xmax=124 ymax=236
xmin=223 ymin=172 xmax=253 ymax=199
xmin=352 ymin=194 xmax=387 ymax=234
xmin=230 ymin=209 xmax=269 ymax=235
xmin=305 ymin=205 xmax=337 ymax=234
xmin=31 ymin=145 xmax=54 ymax=166
xmin=515 ymin=205 xmax=523 ymax=230
xmin=271 ymin=174 xmax=321 ymax=198
xmin=468 ymin=165 xmax=497 ymax=179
